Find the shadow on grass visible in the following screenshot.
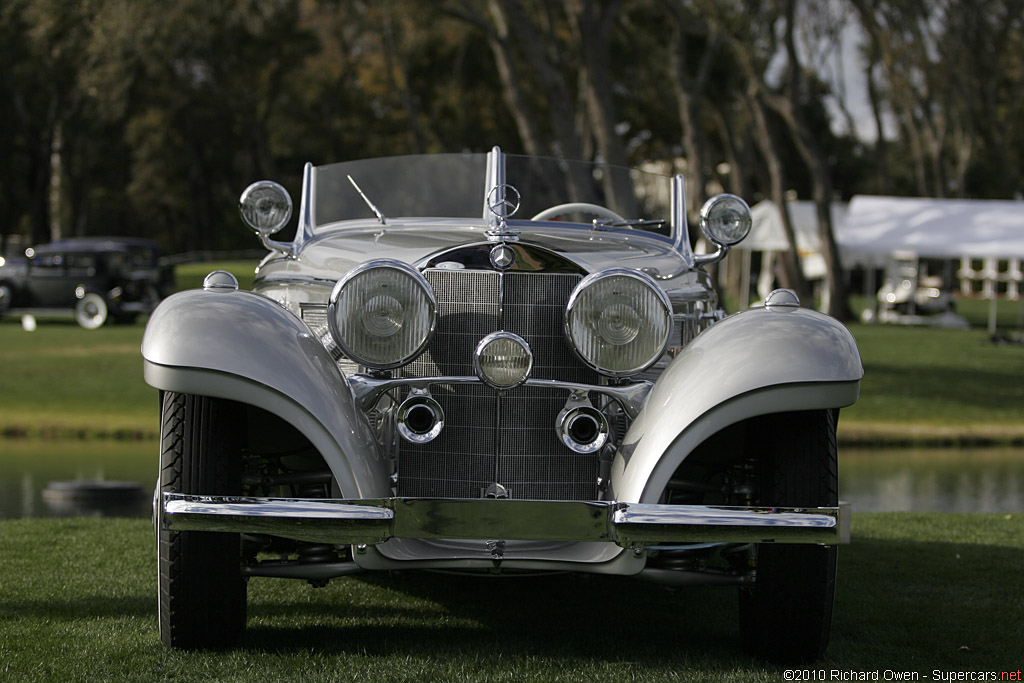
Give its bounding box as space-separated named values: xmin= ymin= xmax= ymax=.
xmin=234 ymin=532 xmax=1024 ymax=669
xmin=831 ymin=535 xmax=1023 ymax=667
xmin=831 ymin=536 xmax=1024 ymax=663
xmin=1 ymin=594 xmax=154 ymax=620
xmin=244 ymin=572 xmax=742 ymax=664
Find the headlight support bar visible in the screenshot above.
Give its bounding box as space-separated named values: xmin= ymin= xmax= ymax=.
xmin=348 ymin=374 xmax=652 ymax=419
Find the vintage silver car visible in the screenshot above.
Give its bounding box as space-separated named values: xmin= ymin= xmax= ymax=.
xmin=143 ymin=148 xmax=862 ymax=660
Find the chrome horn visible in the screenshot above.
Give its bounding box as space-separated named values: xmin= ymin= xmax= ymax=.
xmin=556 ymin=397 xmax=610 ymax=454
xmin=396 ymin=392 xmax=445 ymax=443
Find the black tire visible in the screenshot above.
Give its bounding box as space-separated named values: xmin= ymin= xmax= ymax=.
xmin=158 ymin=392 xmax=247 ymax=649
xmin=739 ymin=409 xmax=839 ymax=662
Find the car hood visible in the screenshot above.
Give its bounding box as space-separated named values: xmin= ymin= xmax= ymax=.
xmin=259 ymin=221 xmax=697 ymax=285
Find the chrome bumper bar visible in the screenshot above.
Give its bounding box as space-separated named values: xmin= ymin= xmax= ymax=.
xmin=162 ymin=494 xmax=841 ymax=547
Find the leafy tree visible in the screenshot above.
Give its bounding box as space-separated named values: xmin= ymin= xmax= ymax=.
xmin=0 ymin=0 xmax=95 ymax=246
xmin=1 ymin=0 xmax=1019 ymax=315
xmin=849 ymin=0 xmax=1024 ymax=199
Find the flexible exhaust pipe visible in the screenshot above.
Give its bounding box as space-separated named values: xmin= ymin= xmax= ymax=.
xmin=557 ymin=405 xmax=609 ymax=454
xmin=396 ymin=394 xmax=444 ymax=443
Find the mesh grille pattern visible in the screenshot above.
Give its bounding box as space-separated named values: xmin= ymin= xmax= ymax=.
xmin=397 ymin=270 xmax=599 ymax=500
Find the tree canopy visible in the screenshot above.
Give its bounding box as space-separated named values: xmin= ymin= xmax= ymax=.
xmin=2 ymin=0 xmax=1021 ymax=315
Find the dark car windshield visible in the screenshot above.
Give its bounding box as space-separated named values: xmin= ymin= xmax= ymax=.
xmin=311 ymin=153 xmax=674 ymax=232
xmin=313 ymin=153 xmax=488 ymax=228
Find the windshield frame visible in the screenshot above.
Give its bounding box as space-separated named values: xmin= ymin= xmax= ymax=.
xmin=289 ymin=147 xmax=692 ymax=261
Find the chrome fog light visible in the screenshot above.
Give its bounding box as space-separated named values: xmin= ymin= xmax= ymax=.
xmin=474 ymin=331 xmax=533 ymax=389
xmin=565 ymin=268 xmax=672 ymax=377
xmin=329 ymin=260 xmax=436 ymax=369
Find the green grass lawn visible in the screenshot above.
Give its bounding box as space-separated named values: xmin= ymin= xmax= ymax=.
xmin=1 ymin=315 xmax=1023 ymax=441
xmin=840 ymin=323 xmax=1024 ymax=444
xmin=950 ymin=295 xmax=1024 ymax=330
xmin=0 ymin=514 xmax=1020 ymax=681
xmin=0 ymin=321 xmax=154 ymax=437
xmin=3 ymin=318 xmax=1022 ymax=443
xmin=1 ymin=265 xmax=1022 ymax=441
xmin=172 ymin=260 xmax=258 ymax=292
xmin=0 ymin=261 xmax=258 ymax=438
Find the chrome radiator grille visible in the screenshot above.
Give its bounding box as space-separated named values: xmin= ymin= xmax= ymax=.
xmin=397 ymin=270 xmax=600 ymax=501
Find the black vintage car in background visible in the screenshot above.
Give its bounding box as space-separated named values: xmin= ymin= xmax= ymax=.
xmin=0 ymin=237 xmax=172 ymax=328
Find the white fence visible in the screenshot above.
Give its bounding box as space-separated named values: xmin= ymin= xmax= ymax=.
xmin=957 ymin=257 xmax=1023 ymax=300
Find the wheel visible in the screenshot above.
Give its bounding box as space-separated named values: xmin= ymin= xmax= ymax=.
xmin=158 ymin=392 xmax=247 ymax=649
xmin=0 ymin=282 xmax=12 ymax=314
xmin=739 ymin=409 xmax=839 ymax=662
xmin=74 ymin=292 xmax=108 ymax=329
xmin=530 ymin=202 xmax=626 ymax=222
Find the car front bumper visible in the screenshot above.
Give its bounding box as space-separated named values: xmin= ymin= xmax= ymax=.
xmin=161 ymin=494 xmax=843 ymax=547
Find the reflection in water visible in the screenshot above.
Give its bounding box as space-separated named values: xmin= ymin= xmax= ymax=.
xmin=840 ymin=448 xmax=1024 ymax=513
xmin=40 ymin=494 xmax=150 ymax=518
xmin=0 ymin=441 xmax=1022 ymax=518
xmin=42 ymin=480 xmax=147 ymax=518
xmin=1 ymin=439 xmax=155 ymax=519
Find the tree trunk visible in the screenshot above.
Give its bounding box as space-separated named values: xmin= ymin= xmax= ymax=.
xmin=770 ymin=0 xmax=851 ymax=320
xmin=668 ymin=2 xmax=720 ymax=221
xmin=564 ymin=0 xmax=637 ymax=216
xmin=749 ymin=91 xmax=812 ymax=303
xmin=483 ymin=0 xmax=544 ymax=157
xmin=849 ymin=0 xmax=891 ymax=193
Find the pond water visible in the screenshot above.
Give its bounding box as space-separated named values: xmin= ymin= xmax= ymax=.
xmin=1 ymin=441 xmax=1022 ymax=518
xmin=841 ymin=448 xmax=1024 ymax=513
xmin=0 ymin=440 xmax=156 ymax=519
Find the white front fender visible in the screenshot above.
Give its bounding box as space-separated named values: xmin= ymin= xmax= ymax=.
xmin=610 ymin=305 xmax=863 ymax=503
xmin=142 ymin=288 xmax=389 ymax=498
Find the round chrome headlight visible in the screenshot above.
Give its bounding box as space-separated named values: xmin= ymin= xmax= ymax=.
xmin=328 ymin=260 xmax=436 ymax=370
xmin=699 ymin=194 xmax=751 ymax=246
xmin=565 ymin=268 xmax=672 ymax=377
xmin=474 ymin=331 xmax=533 ymax=389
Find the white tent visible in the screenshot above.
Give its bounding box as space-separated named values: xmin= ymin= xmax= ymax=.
xmin=840 ymin=195 xmax=1024 ymax=330
xmin=839 ymin=195 xmax=1024 ymax=259
xmin=746 ymin=200 xmax=846 ymax=253
xmin=733 ymin=200 xmax=846 ymax=307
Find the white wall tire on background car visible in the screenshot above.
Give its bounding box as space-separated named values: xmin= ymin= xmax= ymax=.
xmin=158 ymin=392 xmax=247 ymax=649
xmin=74 ymin=292 xmax=108 ymax=329
xmin=739 ymin=409 xmax=839 ymax=662
xmin=0 ymin=283 xmax=12 ymax=314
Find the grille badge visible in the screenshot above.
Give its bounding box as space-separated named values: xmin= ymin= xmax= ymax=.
xmin=489 ymin=243 xmax=516 ymax=270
